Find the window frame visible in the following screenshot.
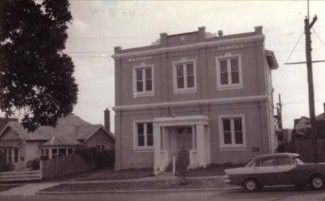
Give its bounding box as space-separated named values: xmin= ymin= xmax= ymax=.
xmin=132 ymin=63 xmax=154 ymax=97
xmin=172 ymin=58 xmax=197 ymax=94
xmin=216 ymin=53 xmax=243 ymax=90
xmin=219 ymin=114 xmax=246 ymax=149
xmin=133 ymin=121 xmax=154 ymax=151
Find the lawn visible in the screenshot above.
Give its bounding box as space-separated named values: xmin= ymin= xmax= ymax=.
xmin=75 ymin=168 xmax=153 ymax=181
xmin=41 ymin=178 xmax=226 ymax=192
xmin=75 ymin=163 xmax=238 ymax=181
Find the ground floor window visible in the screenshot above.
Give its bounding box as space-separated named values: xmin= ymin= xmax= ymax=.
xmin=219 ymin=115 xmax=246 ymax=148
xmin=134 ymin=122 xmax=153 ymax=149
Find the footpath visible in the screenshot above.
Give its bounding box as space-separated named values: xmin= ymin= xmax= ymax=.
xmin=0 ymin=174 xmax=235 ymax=196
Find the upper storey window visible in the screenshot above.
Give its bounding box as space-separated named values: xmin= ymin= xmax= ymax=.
xmin=173 ymin=58 xmax=197 ymax=94
xmin=216 ymin=53 xmax=243 ymax=90
xmin=133 ymin=64 xmax=154 ymax=97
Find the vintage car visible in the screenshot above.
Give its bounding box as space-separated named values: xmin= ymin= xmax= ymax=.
xmin=225 ymin=153 xmax=325 ymax=192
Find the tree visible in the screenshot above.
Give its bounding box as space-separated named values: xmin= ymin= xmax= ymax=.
xmin=0 ymin=0 xmax=78 ymax=132
xmin=176 ymin=147 xmax=190 ymax=183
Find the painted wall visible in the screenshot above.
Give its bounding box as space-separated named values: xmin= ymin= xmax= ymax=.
xmin=115 ymin=29 xmax=267 ymax=107
xmin=113 ymin=27 xmax=276 ymax=170
xmin=115 ymin=102 xmax=271 ymax=170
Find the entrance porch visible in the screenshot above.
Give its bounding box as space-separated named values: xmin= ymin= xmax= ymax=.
xmin=153 ymin=115 xmax=211 ymax=174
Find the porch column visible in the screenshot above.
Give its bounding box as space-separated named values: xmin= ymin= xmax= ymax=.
xmin=153 ymin=124 xmax=161 ymax=172
xmin=196 ymin=124 xmax=206 ymax=167
xmin=49 ymin=148 xmax=52 ymax=159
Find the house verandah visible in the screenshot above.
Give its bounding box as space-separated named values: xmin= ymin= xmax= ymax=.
xmin=153 ymin=115 xmax=211 ymax=174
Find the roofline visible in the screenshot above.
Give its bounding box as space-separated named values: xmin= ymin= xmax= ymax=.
xmin=82 ymin=126 xmax=115 ymax=142
xmin=112 ymin=34 xmax=264 ymax=59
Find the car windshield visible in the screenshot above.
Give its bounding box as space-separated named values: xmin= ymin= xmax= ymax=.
xmin=245 ymin=159 xmax=256 ymax=167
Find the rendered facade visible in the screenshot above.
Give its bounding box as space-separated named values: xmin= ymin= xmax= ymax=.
xmin=112 ymin=26 xmax=278 ymax=172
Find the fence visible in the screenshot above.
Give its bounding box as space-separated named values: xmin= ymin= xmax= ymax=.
xmin=41 ymin=154 xmax=90 ymax=180
xmin=292 ymin=138 xmax=325 ymax=162
xmin=0 ymin=170 xmax=41 ymax=182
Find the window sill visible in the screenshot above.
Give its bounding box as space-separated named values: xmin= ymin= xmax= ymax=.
xmin=219 ymin=146 xmax=246 ymax=151
xmin=217 ymin=84 xmax=243 ymax=91
xmin=133 ymin=147 xmax=154 ymax=152
xmin=173 ymin=88 xmax=197 ymax=95
xmin=133 ymin=91 xmax=154 ymax=98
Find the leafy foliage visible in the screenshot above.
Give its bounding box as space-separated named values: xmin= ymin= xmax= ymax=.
xmin=26 ymin=158 xmax=40 ymax=170
xmin=176 ymin=148 xmax=190 ymax=181
xmin=0 ymin=152 xmax=13 ymax=172
xmin=0 ymin=0 xmax=78 ymax=132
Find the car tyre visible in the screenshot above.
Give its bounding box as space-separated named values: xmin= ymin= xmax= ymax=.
xmin=310 ymin=175 xmax=324 ymax=190
xmin=243 ymin=178 xmax=259 ymax=192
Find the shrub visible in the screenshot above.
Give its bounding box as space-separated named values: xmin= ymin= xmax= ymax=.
xmin=26 ymin=158 xmax=40 ymax=170
xmin=75 ymin=147 xmax=115 ymax=170
xmin=176 ymin=148 xmax=189 ymax=181
xmin=0 ymin=152 xmax=14 ymax=172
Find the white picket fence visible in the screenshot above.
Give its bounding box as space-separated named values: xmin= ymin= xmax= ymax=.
xmin=0 ymin=170 xmax=42 ymax=182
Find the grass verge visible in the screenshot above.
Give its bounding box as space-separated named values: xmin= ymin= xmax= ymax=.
xmin=41 ymin=178 xmax=226 ymax=192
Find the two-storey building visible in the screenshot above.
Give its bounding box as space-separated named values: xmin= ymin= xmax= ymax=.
xmin=112 ymin=26 xmax=278 ymax=172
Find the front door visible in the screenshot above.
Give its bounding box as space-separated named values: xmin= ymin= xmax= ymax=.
xmin=176 ymin=126 xmax=192 ymax=153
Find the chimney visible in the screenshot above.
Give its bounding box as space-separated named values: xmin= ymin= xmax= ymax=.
xmin=160 ymin=32 xmax=168 ymax=47
xmin=254 ymin=26 xmax=263 ymax=34
xmin=104 ymin=108 xmax=110 ymax=132
xmin=198 ymin=26 xmax=206 ymax=42
xmin=218 ymin=30 xmax=223 ymax=37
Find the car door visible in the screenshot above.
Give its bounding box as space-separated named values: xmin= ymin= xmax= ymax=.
xmin=273 ymin=156 xmax=297 ymax=185
xmin=254 ymin=157 xmax=276 ymax=186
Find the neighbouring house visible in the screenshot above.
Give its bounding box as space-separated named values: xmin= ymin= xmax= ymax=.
xmin=291 ymin=111 xmax=325 ymax=162
xmin=112 ymin=26 xmax=278 ymax=172
xmin=0 ymin=111 xmax=115 ymax=170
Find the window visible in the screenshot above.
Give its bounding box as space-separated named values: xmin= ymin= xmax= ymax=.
xmin=219 ymin=115 xmax=246 ymax=148
xmin=216 ymin=54 xmax=242 ymax=90
xmin=173 ymin=59 xmax=197 ymax=94
xmin=134 ymin=122 xmax=154 ymax=149
xmin=257 ymin=157 xmax=275 ymax=167
xmin=133 ymin=64 xmax=154 ymax=97
xmin=52 ymin=148 xmax=58 ymax=158
xmin=276 ymin=156 xmax=292 ymax=166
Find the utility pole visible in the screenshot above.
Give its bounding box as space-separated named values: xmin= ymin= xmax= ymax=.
xmin=305 ymin=12 xmax=318 ymax=162
xmin=277 ymin=94 xmax=283 ymax=131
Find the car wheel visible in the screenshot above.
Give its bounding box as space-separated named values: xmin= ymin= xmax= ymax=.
xmin=310 ymin=175 xmax=324 ymax=190
xmin=243 ymin=179 xmax=259 ymax=192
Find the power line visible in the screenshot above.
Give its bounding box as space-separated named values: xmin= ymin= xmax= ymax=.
xmin=284 ymin=32 xmax=304 ymax=64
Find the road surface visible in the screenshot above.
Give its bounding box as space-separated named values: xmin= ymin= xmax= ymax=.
xmin=1 ymin=187 xmax=325 ymax=201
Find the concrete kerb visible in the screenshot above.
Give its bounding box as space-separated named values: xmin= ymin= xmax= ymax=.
xmin=37 ymin=186 xmax=241 ymax=195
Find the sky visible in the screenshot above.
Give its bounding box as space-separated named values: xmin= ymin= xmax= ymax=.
xmin=66 ymin=0 xmax=325 ymax=130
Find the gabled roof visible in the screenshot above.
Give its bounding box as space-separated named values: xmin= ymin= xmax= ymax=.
xmin=316 ymin=113 xmax=325 ymax=121
xmin=76 ymin=125 xmax=115 ymax=141
xmin=0 ymin=121 xmax=52 ymax=141
xmin=0 ymin=114 xmax=114 ymax=146
xmin=42 ymin=136 xmax=81 ymax=147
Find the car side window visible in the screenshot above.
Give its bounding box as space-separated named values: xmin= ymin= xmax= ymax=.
xmin=276 ymin=156 xmax=292 ymax=166
xmin=257 ymin=157 xmax=275 ymax=167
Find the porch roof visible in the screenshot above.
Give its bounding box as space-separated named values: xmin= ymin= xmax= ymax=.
xmin=153 ymin=115 xmax=209 ymax=127
xmin=0 ymin=140 xmax=20 ymax=148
